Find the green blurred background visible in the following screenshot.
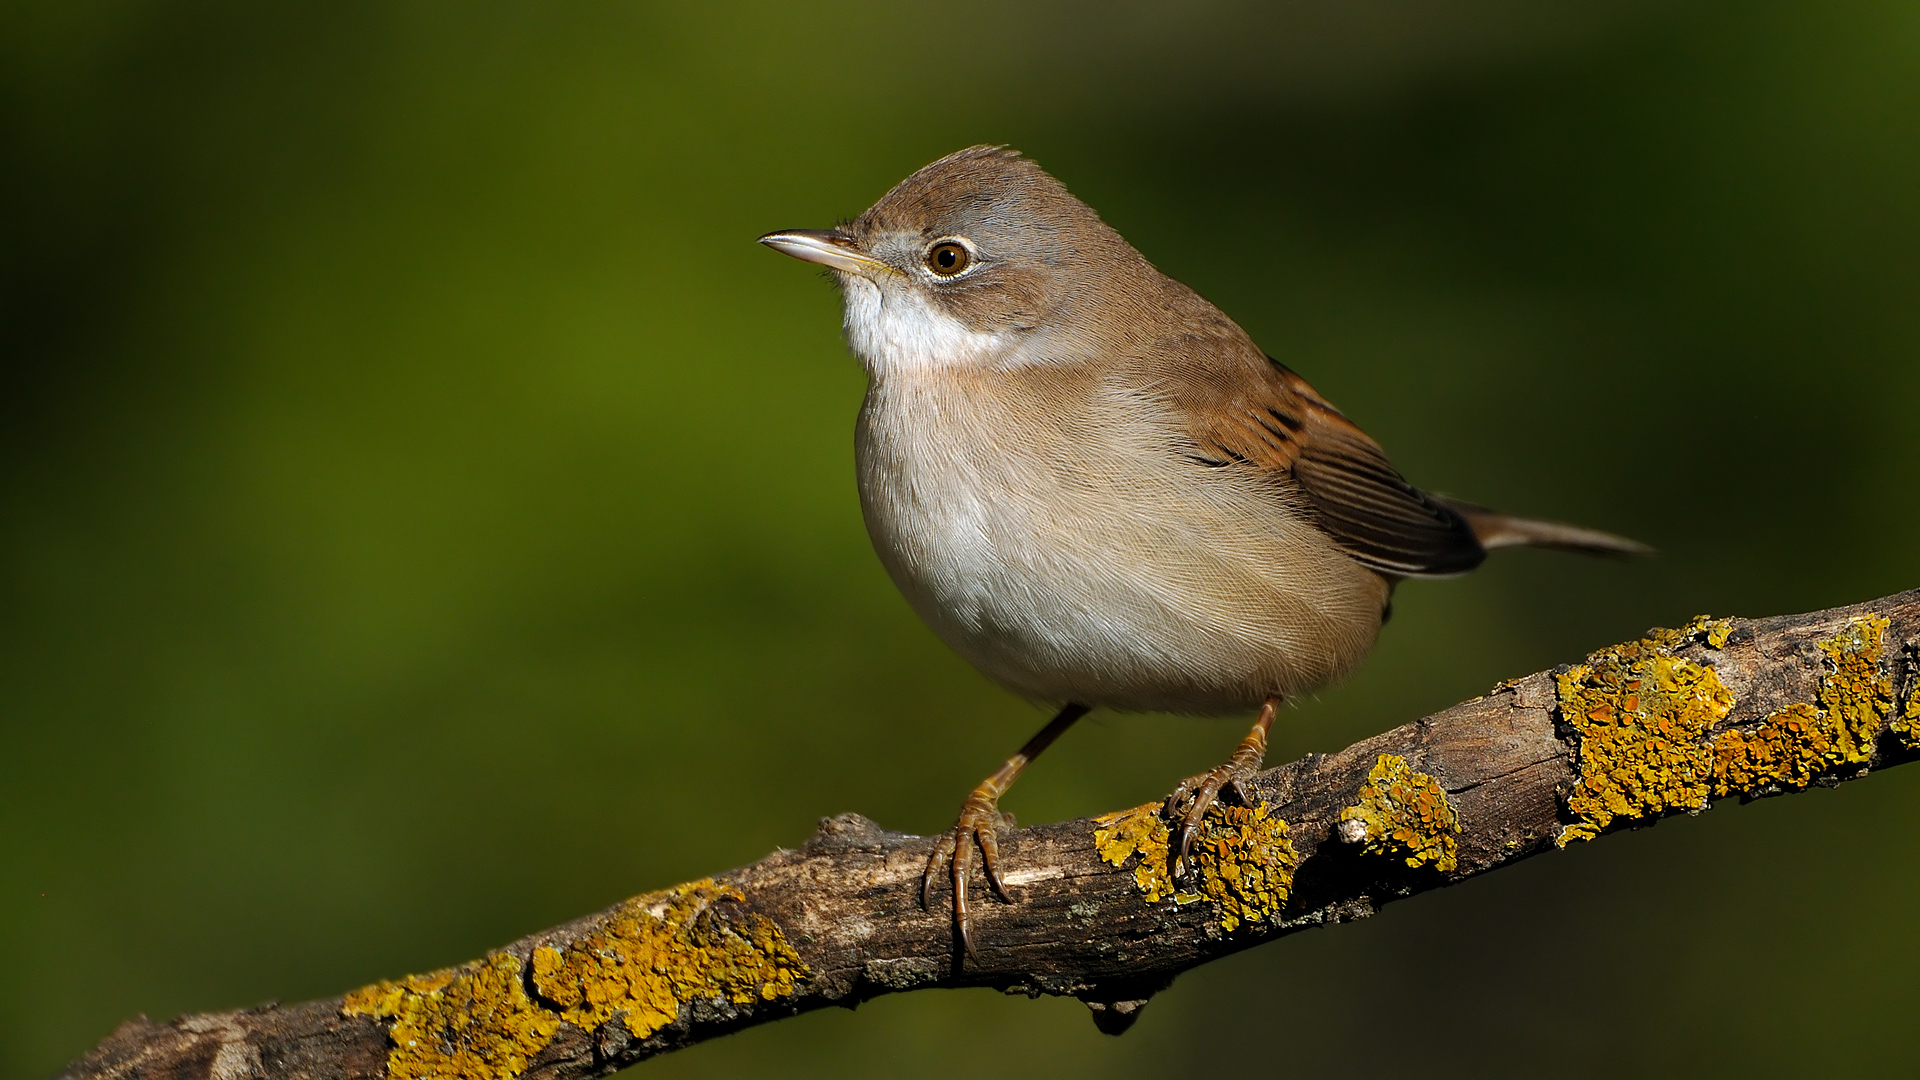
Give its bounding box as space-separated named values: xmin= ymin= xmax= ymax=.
xmin=5 ymin=2 xmax=1918 ymax=1076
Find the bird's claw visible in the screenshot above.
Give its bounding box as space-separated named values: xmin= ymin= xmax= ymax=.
xmin=1163 ymin=761 xmax=1257 ymax=878
xmin=1162 ymin=697 xmax=1278 ymax=879
xmin=921 ymin=784 xmax=1014 ymax=959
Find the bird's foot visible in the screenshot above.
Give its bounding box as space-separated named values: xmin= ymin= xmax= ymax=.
xmin=921 ymin=779 xmax=1016 ymax=959
xmin=917 ymin=704 xmax=1089 ymax=963
xmin=1161 ymin=764 xmax=1257 ymax=879
xmin=1162 ymin=696 xmax=1279 ymax=879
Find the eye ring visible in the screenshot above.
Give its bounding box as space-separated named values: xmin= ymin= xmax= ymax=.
xmin=924 ymin=239 xmax=973 ymax=277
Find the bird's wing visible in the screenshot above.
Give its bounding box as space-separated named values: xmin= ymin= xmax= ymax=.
xmin=1176 ymin=354 xmax=1485 ymax=577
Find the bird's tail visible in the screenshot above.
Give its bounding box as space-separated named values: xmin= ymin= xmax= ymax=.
xmin=1435 ymin=498 xmax=1652 ymax=558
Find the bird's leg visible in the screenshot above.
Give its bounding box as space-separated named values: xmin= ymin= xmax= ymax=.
xmin=922 ymin=702 xmax=1089 ymax=958
xmin=1164 ymin=696 xmax=1279 ymax=878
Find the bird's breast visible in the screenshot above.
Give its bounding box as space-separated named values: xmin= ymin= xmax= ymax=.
xmin=853 ymin=370 xmax=1389 ymax=714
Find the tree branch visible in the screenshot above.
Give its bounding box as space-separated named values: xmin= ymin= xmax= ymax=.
xmin=60 ymin=590 xmax=1920 ymax=1080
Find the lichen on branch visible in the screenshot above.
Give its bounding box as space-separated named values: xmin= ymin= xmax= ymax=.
xmin=1558 ymin=613 xmax=1897 ymax=845
xmin=1337 ymin=753 xmax=1460 ymax=872
xmin=1092 ymin=800 xmax=1297 ymax=932
xmin=340 ymin=879 xmax=805 ymax=1080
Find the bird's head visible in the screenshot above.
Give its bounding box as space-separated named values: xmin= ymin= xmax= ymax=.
xmin=759 ymin=146 xmax=1149 ymax=377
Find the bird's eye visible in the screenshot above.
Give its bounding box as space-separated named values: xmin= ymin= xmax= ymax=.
xmin=926 ymin=240 xmax=972 ymax=277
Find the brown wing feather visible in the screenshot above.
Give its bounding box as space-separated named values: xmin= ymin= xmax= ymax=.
xmin=1186 ymin=355 xmax=1485 ymax=577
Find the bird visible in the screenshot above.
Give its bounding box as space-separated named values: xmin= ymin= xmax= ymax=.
xmin=758 ymin=145 xmax=1645 ymax=957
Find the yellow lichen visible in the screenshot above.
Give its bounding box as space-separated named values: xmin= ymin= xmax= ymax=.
xmin=1556 ymin=614 xmax=1895 ymax=831
xmin=1813 ymin=615 xmax=1892 ymax=763
xmin=1092 ymin=800 xmax=1297 ymax=932
xmin=1197 ymin=803 xmax=1297 ymax=930
xmin=1671 ymin=614 xmax=1734 ymax=650
xmin=1711 ymin=703 xmax=1834 ymax=794
xmin=1709 ymin=616 xmax=1892 ymax=794
xmin=1896 ymin=646 xmax=1920 ymax=748
xmin=1338 ymin=754 xmax=1460 ymax=872
xmin=1555 ymin=624 xmax=1736 ymax=845
xmin=530 ymin=879 xmax=805 ymax=1040
xmin=343 ymin=968 xmax=456 ymax=1019
xmin=343 ymin=953 xmax=560 ymax=1080
xmin=340 ymin=879 xmax=804 ymax=1080
xmin=1093 ymin=802 xmax=1185 ymax=903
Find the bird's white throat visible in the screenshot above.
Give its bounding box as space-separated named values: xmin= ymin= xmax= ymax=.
xmin=839 ymin=275 xmax=1007 ymax=377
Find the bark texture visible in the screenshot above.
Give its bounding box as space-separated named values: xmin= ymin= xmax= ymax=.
xmin=58 ymin=590 xmax=1920 ymax=1080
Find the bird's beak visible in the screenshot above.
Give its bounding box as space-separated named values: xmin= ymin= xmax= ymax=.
xmin=757 ymin=229 xmax=890 ymax=278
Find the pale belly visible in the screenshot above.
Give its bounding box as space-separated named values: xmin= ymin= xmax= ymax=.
xmin=854 ymin=379 xmax=1389 ymax=714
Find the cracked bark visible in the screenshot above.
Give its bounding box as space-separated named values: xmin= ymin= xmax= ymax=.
xmin=57 ymin=589 xmax=1920 ymax=1080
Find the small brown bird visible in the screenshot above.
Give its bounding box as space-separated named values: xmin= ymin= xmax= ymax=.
xmin=759 ymin=145 xmax=1643 ymax=955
